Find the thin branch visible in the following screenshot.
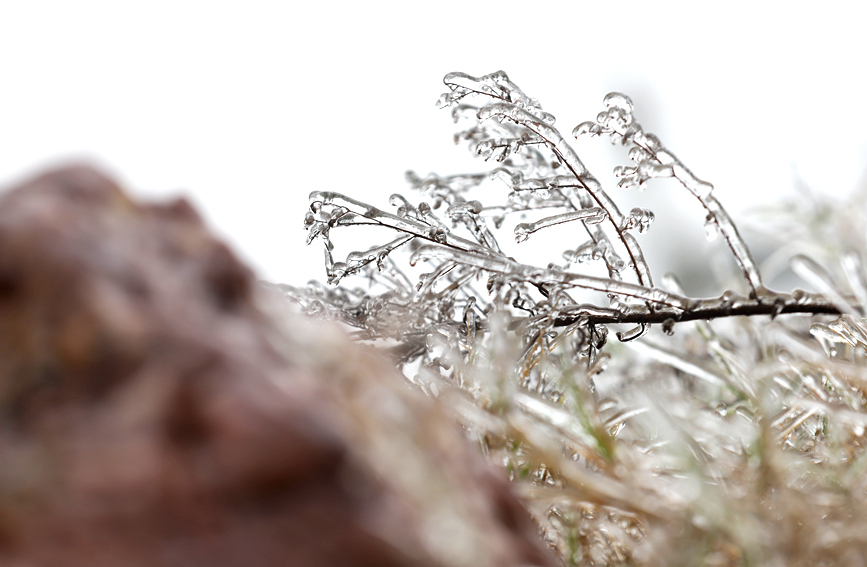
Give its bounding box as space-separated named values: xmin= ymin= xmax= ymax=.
xmin=546 ymin=291 xmax=842 ymax=327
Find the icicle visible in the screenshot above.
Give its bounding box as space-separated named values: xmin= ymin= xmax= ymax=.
xmin=327 ymin=261 xmax=348 ymax=285
xmin=601 ymin=245 xmax=626 ymax=275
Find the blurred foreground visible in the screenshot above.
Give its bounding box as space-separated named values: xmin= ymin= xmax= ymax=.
xmin=0 ymin=166 xmax=554 ymax=567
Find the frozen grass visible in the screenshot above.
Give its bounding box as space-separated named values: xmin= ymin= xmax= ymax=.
xmin=286 ymin=71 xmax=867 ymax=566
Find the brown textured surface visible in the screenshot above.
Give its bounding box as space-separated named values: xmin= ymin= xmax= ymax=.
xmin=0 ymin=165 xmax=556 ymax=567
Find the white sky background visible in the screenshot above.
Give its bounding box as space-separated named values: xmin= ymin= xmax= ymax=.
xmin=1 ymin=2 xmax=865 ymax=294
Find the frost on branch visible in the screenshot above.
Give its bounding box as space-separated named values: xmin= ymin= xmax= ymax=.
xmin=283 ymin=71 xmax=867 ymax=566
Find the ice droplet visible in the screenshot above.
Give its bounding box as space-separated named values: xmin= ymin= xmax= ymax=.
xmin=603 ymin=92 xmax=634 ymax=113
xmin=327 ymin=262 xmax=348 ymax=285
xmin=476 ymin=139 xmax=495 ymax=160
xmin=628 ymin=147 xmax=650 ymax=162
xmin=572 ymin=121 xmax=600 ymax=138
xmin=436 ymin=92 xmax=457 ymax=109
xmin=514 ymin=223 xmax=532 ymax=243
xmin=345 ymin=250 xmax=367 ymax=269
xmin=704 ymin=214 xmax=719 ymax=241
xmin=638 ymin=161 xmax=674 ymax=179
xmin=662 ymin=318 xmax=676 ymax=336
xmin=622 ymin=208 xmax=655 ymax=233
xmin=447 ymin=200 xmax=483 ymax=217
xmin=613 ymin=165 xmax=635 ymax=178
xmin=770 ymin=297 xmax=786 ymax=319
xmin=431 ymin=227 xmax=448 ymax=243
xmin=563 ymin=243 xmax=595 ymax=265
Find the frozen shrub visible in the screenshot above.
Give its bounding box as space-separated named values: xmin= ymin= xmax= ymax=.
xmin=284 ymin=71 xmax=867 ymax=566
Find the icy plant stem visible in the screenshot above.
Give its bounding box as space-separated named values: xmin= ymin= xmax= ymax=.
xmin=411 ymin=244 xmax=689 ymax=309
xmin=479 ymin=103 xmax=655 ymax=290
xmin=648 ymin=146 xmax=766 ymax=296
xmin=514 ymin=208 xmax=607 ymax=242
xmin=310 ymin=190 xmax=499 ymax=257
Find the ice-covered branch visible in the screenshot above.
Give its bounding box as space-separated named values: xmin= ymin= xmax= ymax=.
xmin=299 ymin=69 xmax=850 ymax=356
xmin=514 ymin=209 xmax=607 ymax=243
xmin=290 ymin=69 xmax=867 ymax=567
xmin=574 ymin=92 xmax=765 ymax=297
xmin=477 ymin=101 xmax=656 ymax=290
xmin=309 ymin=190 xmax=498 ymax=257
xmin=546 ymin=290 xmax=841 ymax=327
xmin=410 ymin=244 xmax=690 ymax=309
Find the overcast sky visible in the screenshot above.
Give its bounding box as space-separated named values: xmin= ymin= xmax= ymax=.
xmin=1 ymin=2 xmax=865 ymax=290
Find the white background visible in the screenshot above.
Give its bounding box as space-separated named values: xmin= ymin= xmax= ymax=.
xmin=1 ymin=2 xmax=865 ymax=292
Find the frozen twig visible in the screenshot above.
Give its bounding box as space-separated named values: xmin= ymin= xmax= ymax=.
xmin=305 ymin=72 xmax=848 ymax=354
xmin=574 ymin=92 xmax=765 ymax=297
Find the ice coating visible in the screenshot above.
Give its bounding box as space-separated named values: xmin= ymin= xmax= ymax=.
xmin=309 ymin=190 xmax=496 ymax=257
xmin=288 ymin=69 xmax=865 ymax=567
xmin=410 ymin=245 xmax=689 ymax=309
xmin=299 ymin=69 xmax=844 ymax=381
xmin=514 ymin=208 xmax=607 ymax=243
xmin=621 ymin=208 xmax=655 ymax=233
xmin=476 ymin=101 xmax=654 ymax=291
xmin=581 ymin=91 xmax=765 ymax=296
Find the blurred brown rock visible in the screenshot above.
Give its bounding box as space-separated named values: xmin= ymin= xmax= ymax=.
xmin=0 ymin=165 xmax=556 ymax=567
